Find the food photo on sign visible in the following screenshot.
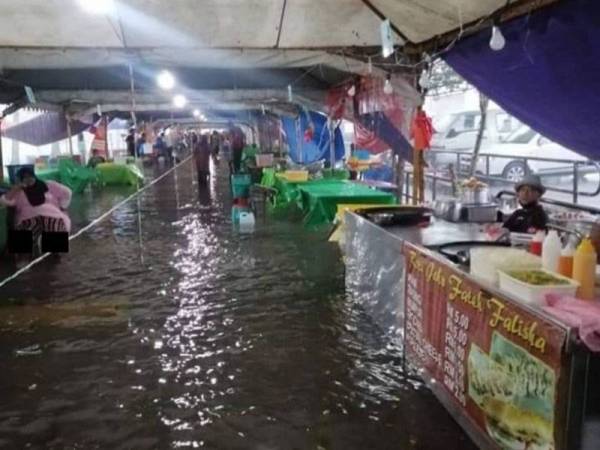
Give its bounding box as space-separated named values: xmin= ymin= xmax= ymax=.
xmin=467 ymin=332 xmax=555 ymax=450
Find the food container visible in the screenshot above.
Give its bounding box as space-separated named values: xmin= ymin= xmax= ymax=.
xmin=283 ymin=170 xmax=309 ymax=182
xmin=461 ymin=186 xmax=490 ymax=204
xmin=470 ymin=248 xmax=541 ymax=285
xmin=498 ymin=269 xmax=579 ymax=306
xmin=255 ymin=154 xmax=274 ymax=168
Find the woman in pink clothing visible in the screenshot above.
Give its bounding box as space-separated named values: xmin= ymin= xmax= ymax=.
xmin=1 ymin=167 xmax=72 ymax=234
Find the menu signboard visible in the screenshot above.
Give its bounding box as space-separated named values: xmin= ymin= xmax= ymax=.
xmin=403 ymin=242 xmax=569 ymax=450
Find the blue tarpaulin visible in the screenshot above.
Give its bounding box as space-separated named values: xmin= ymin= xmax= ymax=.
xmin=444 ymin=0 xmax=600 ymax=160
xmin=282 ymin=110 xmax=345 ymax=164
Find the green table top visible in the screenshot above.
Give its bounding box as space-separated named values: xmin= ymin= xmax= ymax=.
xmin=298 ymin=180 xmax=393 ymax=200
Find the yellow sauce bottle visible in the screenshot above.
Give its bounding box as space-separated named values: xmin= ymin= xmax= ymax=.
xmin=572 ymin=238 xmax=597 ymax=300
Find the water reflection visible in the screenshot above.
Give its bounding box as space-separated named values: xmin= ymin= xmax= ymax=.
xmin=0 ymin=160 xmax=476 ymax=449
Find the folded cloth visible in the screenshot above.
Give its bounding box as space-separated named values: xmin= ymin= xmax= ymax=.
xmin=543 ymin=294 xmax=600 ymax=352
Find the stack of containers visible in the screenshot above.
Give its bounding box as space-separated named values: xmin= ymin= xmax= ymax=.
xmin=231 ymin=174 xmax=255 ymax=231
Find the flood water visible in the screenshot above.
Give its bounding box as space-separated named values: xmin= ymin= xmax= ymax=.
xmin=0 ymin=159 xmax=475 ymax=449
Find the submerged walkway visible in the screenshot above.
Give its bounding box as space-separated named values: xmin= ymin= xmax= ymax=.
xmin=0 ymin=159 xmax=476 ymax=449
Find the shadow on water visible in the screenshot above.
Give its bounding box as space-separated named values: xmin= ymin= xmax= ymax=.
xmin=0 ymin=160 xmax=475 ymax=449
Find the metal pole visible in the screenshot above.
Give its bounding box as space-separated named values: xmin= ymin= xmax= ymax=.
xmin=329 ymin=118 xmax=336 ymax=171
xmin=0 ymin=118 xmax=4 ymax=183
xmin=573 ymin=163 xmax=579 ymax=204
xmin=66 ymin=115 xmax=74 ymax=157
xmin=104 ymin=115 xmax=109 ymax=159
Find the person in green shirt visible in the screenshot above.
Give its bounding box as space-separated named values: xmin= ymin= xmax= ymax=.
xmin=87 ymin=149 xmax=106 ymax=169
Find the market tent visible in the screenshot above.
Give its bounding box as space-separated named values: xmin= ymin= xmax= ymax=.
xmin=444 ymin=0 xmax=600 ymax=160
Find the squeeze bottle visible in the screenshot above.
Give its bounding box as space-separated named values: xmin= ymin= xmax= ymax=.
xmin=557 ymin=243 xmax=575 ymax=278
xmin=572 ymin=238 xmax=597 ymax=300
xmin=529 ymin=230 xmax=544 ymax=256
xmin=542 ymin=230 xmax=561 ymax=272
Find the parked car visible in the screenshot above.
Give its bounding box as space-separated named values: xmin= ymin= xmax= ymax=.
xmin=428 ymin=109 xmax=522 ymax=170
xmin=468 ymin=125 xmax=591 ymax=182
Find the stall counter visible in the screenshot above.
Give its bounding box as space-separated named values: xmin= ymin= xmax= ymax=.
xmin=343 ymin=212 xmax=594 ymax=450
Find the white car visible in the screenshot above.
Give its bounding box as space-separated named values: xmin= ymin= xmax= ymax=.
xmin=470 ymin=126 xmax=591 ymax=182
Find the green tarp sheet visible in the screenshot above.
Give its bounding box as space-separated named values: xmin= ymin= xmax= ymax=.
xmin=96 ymin=163 xmax=144 ymax=186
xmin=298 ymin=180 xmax=395 ymax=228
xmin=37 ymin=160 xmax=98 ymax=194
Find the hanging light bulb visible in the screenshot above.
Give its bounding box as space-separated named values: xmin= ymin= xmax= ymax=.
xmin=367 ymin=57 xmax=373 ymax=74
xmin=489 ymin=25 xmax=506 ymax=51
xmin=157 ymin=70 xmax=176 ymax=91
xmin=287 ymin=84 xmax=293 ymax=102
xmin=347 ymin=84 xmax=356 ymax=97
xmin=383 ymin=74 xmax=393 ymax=95
xmin=193 ymin=109 xmax=201 ymax=118
xmin=419 ymin=71 xmax=431 ymax=90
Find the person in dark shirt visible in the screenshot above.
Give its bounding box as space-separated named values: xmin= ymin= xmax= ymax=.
xmin=503 ymin=174 xmax=548 ymax=233
xmin=125 ymin=127 xmax=135 ymax=157
xmin=87 ymin=149 xmax=106 ymax=168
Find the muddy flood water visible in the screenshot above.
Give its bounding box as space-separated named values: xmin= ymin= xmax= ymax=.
xmin=0 ymin=159 xmax=475 ymax=449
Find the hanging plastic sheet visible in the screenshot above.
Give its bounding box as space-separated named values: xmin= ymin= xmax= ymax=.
xmin=281 ymin=110 xmax=344 ymax=164
xmin=2 ymin=112 xmax=91 ymax=146
xmin=444 ymin=0 xmax=600 ymax=160
xmin=326 ymin=75 xmax=418 ymax=160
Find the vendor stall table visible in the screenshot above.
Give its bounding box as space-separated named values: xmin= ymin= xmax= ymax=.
xmin=35 ymin=168 xmax=61 ymax=183
xmin=343 ymin=212 xmax=597 ymax=450
xmin=298 ymin=180 xmax=395 ymax=227
xmin=96 ymin=163 xmax=144 ymax=186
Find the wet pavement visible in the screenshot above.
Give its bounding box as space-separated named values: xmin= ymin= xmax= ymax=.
xmin=0 ymin=159 xmax=476 ymax=449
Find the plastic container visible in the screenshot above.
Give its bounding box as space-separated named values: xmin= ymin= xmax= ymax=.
xmin=470 ymin=247 xmax=541 ymax=285
xmin=255 ymin=154 xmax=274 ymax=168
xmin=283 ymin=170 xmax=309 ymax=182
xmin=542 ymin=230 xmax=561 ymax=272
xmin=231 ymin=174 xmax=252 ymax=198
xmin=498 ymin=269 xmax=579 ymax=306
xmin=6 ymin=164 xmax=35 ymax=185
xmin=557 ymin=243 xmax=575 ymax=278
xmin=573 ymin=238 xmax=597 ymax=300
xmin=239 ymin=211 xmax=255 ymax=233
xmin=231 ymin=205 xmax=250 ymax=224
xmin=529 ymin=230 xmax=545 ymax=256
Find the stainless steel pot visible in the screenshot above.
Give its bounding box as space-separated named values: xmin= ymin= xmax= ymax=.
xmin=461 ymin=186 xmax=490 ymax=204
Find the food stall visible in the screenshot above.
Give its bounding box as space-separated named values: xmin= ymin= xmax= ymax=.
xmin=343 ymin=197 xmax=600 ymax=450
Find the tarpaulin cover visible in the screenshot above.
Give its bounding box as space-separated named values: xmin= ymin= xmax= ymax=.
xmin=298 ymin=180 xmax=395 ymax=228
xmin=326 ymin=75 xmax=415 ymax=160
xmin=444 ymin=0 xmax=600 ymax=160
xmin=2 ymin=112 xmax=90 ymax=146
xmin=281 ymin=111 xmax=344 ymax=164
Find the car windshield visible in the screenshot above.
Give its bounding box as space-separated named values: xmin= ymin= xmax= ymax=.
xmin=505 ymin=126 xmax=537 ymax=144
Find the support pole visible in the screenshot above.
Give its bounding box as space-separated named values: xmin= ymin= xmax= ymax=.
xmin=329 ymin=118 xmax=336 ymax=170
xmin=396 ymin=155 xmax=405 ymax=204
xmin=66 ymin=115 xmax=74 ymax=157
xmin=0 ymin=118 xmax=4 ymax=183
xmin=104 ymin=115 xmax=109 ymax=159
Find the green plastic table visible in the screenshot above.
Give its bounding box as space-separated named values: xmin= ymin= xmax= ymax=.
xmin=36 ymin=168 xmax=61 ymax=182
xmin=97 ymin=163 xmax=144 ymax=186
xmin=298 ymin=180 xmax=395 ymax=228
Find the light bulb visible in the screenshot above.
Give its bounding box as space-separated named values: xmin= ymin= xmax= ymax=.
xmin=173 ymin=94 xmax=187 ymax=108
xmin=287 ymin=84 xmax=293 ymax=102
xmin=490 ymin=26 xmax=506 ymax=51
xmin=157 ymin=70 xmax=175 ymax=90
xmin=419 ymin=71 xmax=431 ymax=89
xmin=348 ymin=85 xmax=356 ymax=97
xmin=193 ymin=109 xmax=200 ymax=117
xmin=78 ymin=0 xmax=114 ymax=15
xmin=383 ymin=78 xmax=393 ymax=95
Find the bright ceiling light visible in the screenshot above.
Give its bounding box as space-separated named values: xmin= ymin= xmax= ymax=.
xmin=193 ymin=109 xmax=201 ymax=117
xmin=173 ymin=94 xmax=187 ymax=108
xmin=383 ymin=75 xmax=393 ymax=95
xmin=157 ymin=70 xmax=176 ymax=91
xmin=77 ymin=0 xmax=115 ymax=15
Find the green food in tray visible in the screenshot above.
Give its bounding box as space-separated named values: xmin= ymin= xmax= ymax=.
xmin=507 ymin=270 xmax=569 ymax=286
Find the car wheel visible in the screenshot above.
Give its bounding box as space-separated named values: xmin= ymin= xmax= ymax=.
xmin=502 ymin=161 xmax=529 ymax=182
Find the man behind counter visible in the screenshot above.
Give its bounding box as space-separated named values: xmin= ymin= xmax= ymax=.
xmin=503 ymin=174 xmax=548 ymax=233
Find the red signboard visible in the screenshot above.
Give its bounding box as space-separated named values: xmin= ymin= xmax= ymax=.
xmin=403 ymin=242 xmax=569 ymax=450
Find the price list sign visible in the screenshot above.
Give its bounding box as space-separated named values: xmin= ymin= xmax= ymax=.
xmin=403 ymin=242 xmax=569 ymax=450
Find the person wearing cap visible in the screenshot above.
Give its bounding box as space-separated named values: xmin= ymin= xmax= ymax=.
xmin=502 ymin=174 xmax=548 ymax=233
